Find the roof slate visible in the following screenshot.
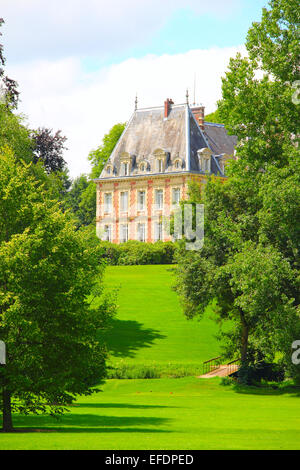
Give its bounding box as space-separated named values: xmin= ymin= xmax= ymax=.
xmin=99 ymin=103 xmax=237 ymax=179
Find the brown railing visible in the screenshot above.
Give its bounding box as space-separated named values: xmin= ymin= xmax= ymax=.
xmin=202 ymin=356 xmax=222 ymax=375
xmin=226 ymin=358 xmax=240 ymax=375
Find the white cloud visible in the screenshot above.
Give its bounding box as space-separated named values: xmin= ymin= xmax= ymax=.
xmin=7 ymin=45 xmax=246 ymax=178
xmin=1 ymin=0 xmax=240 ymax=63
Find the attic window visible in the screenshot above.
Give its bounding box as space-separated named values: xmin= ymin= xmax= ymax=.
xmin=174 ymin=159 xmax=181 ymax=170
xmin=197 ymin=148 xmax=212 ymax=174
xmin=157 ymin=159 xmax=163 ymax=172
xmin=139 ymin=161 xmax=147 ymax=172
xmin=153 ymin=149 xmax=167 ymax=173
xmin=120 ymin=152 xmax=132 ymax=176
xmin=106 ymin=165 xmax=113 ymax=175
xmin=122 ymin=162 xmax=129 ymax=176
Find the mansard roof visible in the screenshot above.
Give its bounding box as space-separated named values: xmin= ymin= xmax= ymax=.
xmin=97 ymin=102 xmax=237 ymax=180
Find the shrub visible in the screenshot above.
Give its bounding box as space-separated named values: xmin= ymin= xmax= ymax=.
xmin=99 ymin=240 xmax=178 ymax=265
xmin=236 ymin=362 xmax=285 ymax=385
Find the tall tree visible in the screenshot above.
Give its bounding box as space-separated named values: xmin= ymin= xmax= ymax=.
xmin=67 ymin=122 xmax=125 ymax=228
xmin=89 ymin=122 xmax=125 ymax=179
xmin=0 ymin=18 xmax=19 ymax=108
xmin=175 ymin=0 xmax=300 ymax=380
xmin=31 ymin=127 xmax=68 ymax=174
xmin=0 ymin=149 xmax=115 ymax=431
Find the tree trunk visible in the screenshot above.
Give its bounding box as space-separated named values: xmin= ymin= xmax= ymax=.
xmin=2 ymin=387 xmax=13 ymax=432
xmin=240 ymin=311 xmax=249 ymax=365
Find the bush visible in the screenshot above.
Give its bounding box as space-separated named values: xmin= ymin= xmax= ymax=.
xmin=106 ymin=361 xmax=202 ymax=379
xmin=235 ymin=362 xmax=285 ymax=385
xmin=99 ymin=240 xmax=178 ymax=265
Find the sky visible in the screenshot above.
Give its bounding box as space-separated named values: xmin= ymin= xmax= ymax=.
xmin=1 ymin=0 xmax=268 ymax=178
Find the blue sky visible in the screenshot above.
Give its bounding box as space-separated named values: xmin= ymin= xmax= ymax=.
xmin=1 ymin=0 xmax=269 ymax=176
xmin=102 ymin=1 xmax=267 ymax=68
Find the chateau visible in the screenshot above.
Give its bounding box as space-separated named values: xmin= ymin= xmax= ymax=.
xmin=94 ymin=96 xmax=236 ymax=243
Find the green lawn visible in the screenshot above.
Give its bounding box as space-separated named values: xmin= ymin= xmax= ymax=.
xmin=1 ymin=265 xmax=299 ymax=450
xmin=102 ymin=265 xmax=220 ymax=376
xmin=1 ymin=378 xmax=299 ymax=450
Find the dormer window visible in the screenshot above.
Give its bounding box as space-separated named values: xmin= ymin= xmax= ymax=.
xmin=120 ymin=152 xmax=133 ymax=176
xmin=197 ymin=148 xmax=212 ymax=174
xmin=106 ymin=164 xmax=114 ymax=175
xmin=138 ymin=160 xmax=148 ymax=173
xmin=123 ymin=162 xmax=129 ymax=176
xmin=153 ymin=148 xmax=167 ymax=174
xmin=174 ymin=158 xmax=183 ymax=170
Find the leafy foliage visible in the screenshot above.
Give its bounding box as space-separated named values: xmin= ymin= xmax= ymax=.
xmin=31 ymin=127 xmax=68 ymax=174
xmin=174 ymin=0 xmax=300 ymax=382
xmin=98 ymin=240 xmax=177 ymax=265
xmin=0 ymin=149 xmax=116 ymax=430
xmin=66 ymin=122 xmax=125 ymax=228
xmin=0 ymin=18 xmax=19 ymax=108
xmin=204 ymin=109 xmax=222 ymax=123
xmin=89 ymin=122 xmax=125 ymax=179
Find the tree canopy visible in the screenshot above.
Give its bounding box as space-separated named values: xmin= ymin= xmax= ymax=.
xmin=0 ymin=149 xmax=115 ymax=431
xmin=175 ymin=0 xmax=300 ymax=382
xmin=66 ymin=122 xmax=126 ymax=228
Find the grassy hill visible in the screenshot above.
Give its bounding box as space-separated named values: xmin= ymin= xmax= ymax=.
xmin=101 ymin=265 xmax=220 ymax=377
xmin=2 ymin=264 xmax=300 ymax=450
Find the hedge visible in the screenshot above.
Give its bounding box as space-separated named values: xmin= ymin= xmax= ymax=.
xmin=98 ymin=240 xmax=178 ymax=265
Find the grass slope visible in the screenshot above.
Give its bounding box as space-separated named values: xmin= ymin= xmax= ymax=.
xmin=1 ymin=378 xmax=299 ymax=450
xmin=102 ymin=265 xmax=220 ymax=377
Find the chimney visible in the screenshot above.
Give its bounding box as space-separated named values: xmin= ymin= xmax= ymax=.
xmin=191 ymin=105 xmax=205 ymax=130
xmin=164 ymin=98 xmax=174 ymax=118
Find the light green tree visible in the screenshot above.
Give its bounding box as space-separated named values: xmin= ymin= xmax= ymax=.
xmin=67 ymin=122 xmax=125 ymax=228
xmin=175 ymin=0 xmax=300 ymax=381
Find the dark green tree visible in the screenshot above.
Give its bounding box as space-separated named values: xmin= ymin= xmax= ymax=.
xmin=0 ymin=148 xmax=115 ymax=431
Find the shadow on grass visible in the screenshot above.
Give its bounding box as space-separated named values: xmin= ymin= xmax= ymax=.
xmin=9 ymin=427 xmax=171 ymax=434
xmin=76 ymin=403 xmax=178 ymax=409
xmin=100 ymin=319 xmax=166 ymax=359
xmin=12 ymin=413 xmax=172 ymax=434
xmin=232 ymin=383 xmax=300 ymax=397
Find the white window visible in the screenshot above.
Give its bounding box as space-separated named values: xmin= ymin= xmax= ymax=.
xmin=137 ymin=223 xmax=146 ymax=242
xmin=103 ymin=225 xmax=112 ymax=242
xmin=138 ymin=190 xmax=146 ymax=211
xmin=155 ymin=189 xmax=163 ymax=210
xmin=204 ymin=158 xmax=210 ymax=173
xmin=172 ymin=188 xmax=180 ymax=205
xmin=155 ymin=222 xmax=163 ymax=241
xmin=120 ymin=224 xmax=128 ymax=243
xmin=157 ymin=159 xmax=163 ymax=172
xmin=122 ymin=162 xmax=129 ymax=176
xmin=104 ymin=193 xmax=112 ymax=213
xmin=120 ymin=191 xmax=128 ymax=212
xmin=175 ymin=160 xmax=180 ymax=169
